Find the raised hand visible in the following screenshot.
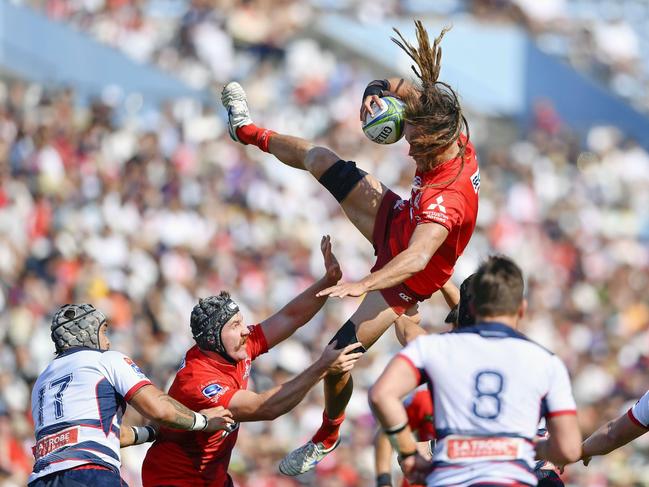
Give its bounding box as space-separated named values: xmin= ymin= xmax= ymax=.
xmin=319 ymin=341 xmax=364 ymax=375
xmin=320 ymin=235 xmax=342 ymax=285
xmin=316 ymin=280 xmax=368 ymax=299
xmin=200 ymin=406 xmax=235 ymax=433
xmin=399 ymin=452 xmax=432 ymax=485
xmin=360 ymin=95 xmax=384 ymax=121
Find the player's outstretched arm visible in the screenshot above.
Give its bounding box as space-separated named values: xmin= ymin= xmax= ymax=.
xmin=394 ymin=308 xmax=425 ymax=346
xmin=535 ymin=415 xmax=582 ymax=466
xmin=580 ymin=412 xmax=647 ymax=465
xmin=360 ymin=78 xmax=419 ymax=121
xmin=119 ymin=423 xmax=157 ymax=448
xmin=439 ymin=280 xmax=460 ymax=309
xmin=227 ymin=342 xmax=363 ymax=422
xmin=261 ymin=235 xmax=342 ymax=349
xmin=369 ymin=357 xmax=419 ymax=456
xmin=128 ymin=384 xmax=234 ymax=433
xmin=318 ymin=223 xmax=448 ymax=298
xmin=370 ymin=356 xmax=430 ymax=483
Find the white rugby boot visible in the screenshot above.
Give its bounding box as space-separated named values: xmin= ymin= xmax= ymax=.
xmin=220 ymin=81 xmax=253 ymax=143
xmin=278 ymin=437 xmax=341 ymax=476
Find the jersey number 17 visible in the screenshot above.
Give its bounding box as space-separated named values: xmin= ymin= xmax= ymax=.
xmin=37 ymin=374 xmax=74 ymax=427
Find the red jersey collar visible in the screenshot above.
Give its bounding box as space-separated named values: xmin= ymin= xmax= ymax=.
xmin=189 ymin=345 xmax=242 ymax=370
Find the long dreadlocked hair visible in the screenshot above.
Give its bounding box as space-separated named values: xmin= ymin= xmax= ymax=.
xmin=392 ymin=21 xmax=470 ymax=178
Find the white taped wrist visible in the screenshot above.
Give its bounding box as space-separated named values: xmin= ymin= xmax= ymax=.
xmin=191 ymin=412 xmax=208 ymax=431
xmin=132 ymin=425 xmax=156 ymax=445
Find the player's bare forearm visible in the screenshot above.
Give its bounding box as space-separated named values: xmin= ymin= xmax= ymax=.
xmin=538 ymin=415 xmax=582 ymax=465
xmin=262 ymin=278 xmax=332 ymax=348
xmin=440 ymin=280 xmax=460 ymax=309
xmin=128 ymin=384 xmax=196 ymax=430
xmin=361 ymin=223 xmax=447 ymax=292
xmin=157 ymin=395 xmax=197 ymax=430
xmin=370 ymin=357 xmax=420 ymax=456
xmin=361 ymin=247 xmax=431 ymax=292
xmin=262 ymin=235 xmax=342 ymax=347
xmin=370 ymin=393 xmax=417 ymax=456
xmin=267 ymin=134 xmax=315 ymax=170
xmin=231 ymin=360 xmax=327 ymax=422
xmin=582 ymin=415 xmax=645 ymax=460
xmin=119 ymin=424 xmax=136 ymax=448
xmin=387 ymin=78 xmax=419 ymax=98
xmin=279 ymin=276 xmax=332 ymax=319
xmin=394 ymin=313 xmax=426 ymax=346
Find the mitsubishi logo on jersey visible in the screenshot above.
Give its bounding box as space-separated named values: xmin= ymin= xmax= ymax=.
xmin=427 ymin=196 xmax=446 ymax=213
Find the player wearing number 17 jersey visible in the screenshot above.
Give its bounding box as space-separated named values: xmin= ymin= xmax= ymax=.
xmin=29 ymin=304 xmax=233 ymax=487
xmin=370 ymin=256 xmax=582 ymax=486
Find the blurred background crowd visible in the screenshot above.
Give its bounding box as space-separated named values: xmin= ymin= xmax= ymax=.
xmin=2 ymin=0 xmax=649 ymax=486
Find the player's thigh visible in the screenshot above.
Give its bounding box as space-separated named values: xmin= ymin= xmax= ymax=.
xmin=340 ymin=174 xmax=388 ymax=243
xmin=305 ymin=146 xmax=388 ymax=243
xmin=349 ymin=290 xmax=399 ymax=349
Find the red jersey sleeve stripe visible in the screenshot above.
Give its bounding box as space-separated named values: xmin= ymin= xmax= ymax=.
xmin=546 ymin=409 xmax=577 ymax=418
xmin=627 ymin=408 xmax=649 ymax=429
xmin=396 ymin=354 xmax=421 ymax=385
xmin=124 ymin=380 xmax=152 ymax=402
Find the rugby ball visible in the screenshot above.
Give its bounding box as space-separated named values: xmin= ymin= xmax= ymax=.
xmin=362 ymin=96 xmax=406 ymax=145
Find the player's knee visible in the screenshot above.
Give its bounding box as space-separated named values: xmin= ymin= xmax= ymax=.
xmin=328 ymin=320 xmax=366 ymax=353
xmin=304 ymin=146 xmax=339 ymax=177
xmin=368 ymin=383 xmax=384 ymax=410
xmin=317 ymin=158 xmax=368 ymax=203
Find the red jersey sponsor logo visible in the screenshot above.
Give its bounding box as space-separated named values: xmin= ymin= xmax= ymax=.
xmin=202 ymin=383 xmax=229 ymax=400
xmin=446 ymin=436 xmax=522 ymax=461
xmin=33 ymin=427 xmax=79 ymax=460
xmin=243 ymin=359 xmax=251 ymax=379
xmin=427 ymin=196 xmax=446 ymax=213
xmin=470 ymin=168 xmax=481 ymax=194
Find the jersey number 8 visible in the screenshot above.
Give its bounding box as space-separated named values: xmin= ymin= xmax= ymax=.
xmin=472 ymin=370 xmax=504 ymax=420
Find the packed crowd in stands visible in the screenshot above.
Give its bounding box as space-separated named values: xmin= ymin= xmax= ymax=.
xmin=20 ymin=0 xmax=649 ymax=113
xmin=2 ymin=1 xmax=649 ymax=486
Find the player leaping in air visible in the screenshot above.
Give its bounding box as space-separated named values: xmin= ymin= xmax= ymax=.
xmin=222 ymin=21 xmax=480 ymax=476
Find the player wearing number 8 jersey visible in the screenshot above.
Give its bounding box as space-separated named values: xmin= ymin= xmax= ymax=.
xmin=370 ymin=256 xmax=582 ymax=486
xmin=29 ymin=304 xmax=234 ymax=487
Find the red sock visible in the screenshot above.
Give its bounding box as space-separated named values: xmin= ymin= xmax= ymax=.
xmin=235 ymin=124 xmax=276 ymax=152
xmin=311 ymin=412 xmax=345 ymax=449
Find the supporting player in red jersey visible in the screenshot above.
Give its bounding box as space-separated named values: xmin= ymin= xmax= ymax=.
xmin=222 ymin=20 xmax=479 ymax=475
xmin=141 ymin=237 xmax=363 ymax=487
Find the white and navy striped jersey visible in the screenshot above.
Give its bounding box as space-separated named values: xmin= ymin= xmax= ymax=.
xmin=29 ymin=347 xmax=152 ymax=483
xmin=399 ymin=323 xmax=576 ymax=487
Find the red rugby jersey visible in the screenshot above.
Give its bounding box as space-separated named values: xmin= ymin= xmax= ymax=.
xmin=141 ymin=324 xmax=268 ymax=487
xmin=391 ymin=136 xmax=479 ymax=297
xmin=406 ymin=388 xmax=435 ymax=442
